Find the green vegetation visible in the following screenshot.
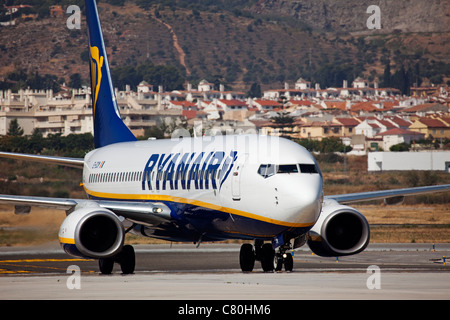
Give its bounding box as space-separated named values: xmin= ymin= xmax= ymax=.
xmin=296 ymin=137 xmax=352 ymax=154
xmin=0 ymin=121 xmax=94 ymax=157
xmin=111 ymin=61 xmax=185 ymax=91
xmin=0 ymin=70 xmax=61 ymax=92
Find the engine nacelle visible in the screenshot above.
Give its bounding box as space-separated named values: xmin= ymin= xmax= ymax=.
xmin=307 ymin=199 xmax=370 ymax=257
xmin=58 ymin=206 xmax=124 ymax=259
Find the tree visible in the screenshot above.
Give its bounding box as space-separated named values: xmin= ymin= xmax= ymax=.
xmin=382 ymin=61 xmax=391 ymax=88
xmin=69 ymin=73 xmax=82 ymax=89
xmin=390 ymin=142 xmax=410 ymax=152
xmin=247 ymin=83 xmax=261 ymax=98
xmin=7 ymin=119 xmax=24 ymax=136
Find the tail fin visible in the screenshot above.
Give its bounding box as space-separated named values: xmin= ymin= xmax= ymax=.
xmin=85 ymin=0 xmax=136 ymax=148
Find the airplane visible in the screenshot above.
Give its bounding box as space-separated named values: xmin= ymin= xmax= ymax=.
xmin=0 ymin=0 xmax=449 ymax=274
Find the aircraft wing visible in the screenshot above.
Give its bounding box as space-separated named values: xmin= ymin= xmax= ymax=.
xmin=0 ymin=152 xmax=171 ymax=224
xmin=326 ymin=184 xmax=450 ymax=204
xmin=0 ymin=151 xmax=84 ymax=168
xmin=0 ymin=194 xmax=171 ymax=225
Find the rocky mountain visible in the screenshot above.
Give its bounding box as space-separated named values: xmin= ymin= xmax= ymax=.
xmin=250 ymin=0 xmax=450 ymax=33
xmin=0 ymin=1 xmax=449 ymax=92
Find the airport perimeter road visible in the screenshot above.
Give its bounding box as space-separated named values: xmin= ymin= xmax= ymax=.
xmin=0 ymin=243 xmax=449 ymax=300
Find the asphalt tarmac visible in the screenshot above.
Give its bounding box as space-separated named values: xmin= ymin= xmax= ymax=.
xmin=0 ymin=243 xmax=449 ymax=300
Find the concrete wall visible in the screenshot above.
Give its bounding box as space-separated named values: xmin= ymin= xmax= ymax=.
xmin=368 ymin=151 xmax=450 ymax=172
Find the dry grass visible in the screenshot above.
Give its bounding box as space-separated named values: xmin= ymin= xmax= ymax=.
xmin=0 ymin=155 xmax=449 ymax=246
xmin=1 ymin=203 xmax=449 ymax=246
xmin=356 ymin=204 xmax=450 ymax=243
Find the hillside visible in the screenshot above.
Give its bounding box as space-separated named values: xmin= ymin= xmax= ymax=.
xmin=0 ymin=1 xmax=449 ymax=92
xmin=251 ymin=0 xmax=450 ymax=33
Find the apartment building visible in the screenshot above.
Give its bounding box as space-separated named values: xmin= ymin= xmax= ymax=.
xmin=0 ymin=87 xmax=182 ymax=138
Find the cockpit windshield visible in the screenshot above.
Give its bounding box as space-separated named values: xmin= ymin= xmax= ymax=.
xmin=277 ymin=164 xmax=299 ymax=174
xmin=258 ymin=163 xmax=320 ymax=178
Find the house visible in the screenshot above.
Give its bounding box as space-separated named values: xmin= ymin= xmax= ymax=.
xmin=137 ymin=81 xmax=154 ymax=93
xmin=299 ymin=121 xmax=342 ymax=140
xmin=355 ymin=116 xmax=400 ymax=138
xmin=322 ymin=101 xmax=348 ymax=111
xmin=402 ymin=103 xmax=448 ymax=115
xmin=251 ymin=118 xmax=303 ymax=138
xmin=333 ymin=117 xmax=361 ymax=137
xmin=352 ymin=77 xmax=369 ymax=88
xmin=198 ymin=79 xmax=214 ymax=92
xmin=351 ymin=101 xmax=395 ymax=113
xmin=251 ymin=99 xmax=283 ymax=111
xmin=355 ymin=118 xmax=383 ymax=138
xmin=294 ymin=78 xmax=311 ymax=90
xmin=409 ymin=117 xmax=450 ymax=139
xmin=216 ymin=99 xmax=248 ymax=112
xmin=378 ymin=128 xmax=425 ymax=151
xmin=166 ymin=100 xmax=198 ymax=111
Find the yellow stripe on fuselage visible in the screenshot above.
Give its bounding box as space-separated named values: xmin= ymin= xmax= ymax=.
xmin=83 ymin=186 xmax=314 ymax=228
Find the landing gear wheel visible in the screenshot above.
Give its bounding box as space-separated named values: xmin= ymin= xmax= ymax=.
xmin=260 ymin=243 xmax=275 ymax=272
xmin=284 ymin=252 xmax=293 ymax=272
xmin=98 ymin=245 xmax=136 ymax=275
xmin=99 ymin=257 xmax=114 ymax=275
xmin=274 ymin=255 xmax=283 ymax=272
xmin=239 ymin=243 xmax=255 ymax=272
xmin=118 ymin=245 xmax=135 ymax=274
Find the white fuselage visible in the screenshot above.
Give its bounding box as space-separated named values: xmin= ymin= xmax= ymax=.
xmin=81 ymin=134 xmax=323 ymax=240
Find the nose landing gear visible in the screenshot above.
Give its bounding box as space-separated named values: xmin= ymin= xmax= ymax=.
xmin=239 ymin=241 xmax=293 ymax=272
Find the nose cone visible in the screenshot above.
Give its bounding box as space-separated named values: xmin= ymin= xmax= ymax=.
xmin=288 ymin=174 xmax=323 ymax=226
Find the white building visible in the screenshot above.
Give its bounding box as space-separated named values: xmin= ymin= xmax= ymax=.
xmin=294 ymin=78 xmax=311 ymax=90
xmin=368 ymin=151 xmax=450 ymax=172
xmin=378 ymin=128 xmax=425 ymax=151
xmin=0 ymin=87 xmax=182 ymax=138
xmin=352 ymin=77 xmax=369 ymax=88
xmin=197 ymin=79 xmax=214 ymax=92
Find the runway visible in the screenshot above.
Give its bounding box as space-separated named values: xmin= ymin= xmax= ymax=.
xmin=0 ymin=243 xmax=449 ymax=300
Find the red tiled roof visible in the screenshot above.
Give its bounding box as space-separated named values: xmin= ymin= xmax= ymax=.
xmin=379 ymin=128 xmax=425 ymax=136
xmin=170 ymin=100 xmax=197 ymax=108
xmin=253 ymin=99 xmax=282 ymax=106
xmin=218 ymin=99 xmax=247 ymax=106
xmin=403 ymin=103 xmax=446 ymax=112
xmin=417 ymin=117 xmax=448 ymax=128
xmin=334 ymin=118 xmax=360 ymax=126
xmin=182 ymin=110 xmax=197 ymax=119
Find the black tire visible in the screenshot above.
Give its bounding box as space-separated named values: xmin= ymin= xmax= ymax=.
xmin=119 ymin=245 xmax=135 ymax=274
xmin=284 ymin=252 xmax=294 ymax=272
xmin=99 ymin=257 xmax=114 ymax=274
xmin=260 ymin=243 xmax=275 ymax=272
xmin=239 ymin=243 xmax=255 ymax=272
xmin=275 ymin=255 xmax=283 ymax=272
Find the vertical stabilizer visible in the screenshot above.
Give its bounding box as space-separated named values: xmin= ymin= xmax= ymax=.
xmin=85 ymin=0 xmax=136 ymax=148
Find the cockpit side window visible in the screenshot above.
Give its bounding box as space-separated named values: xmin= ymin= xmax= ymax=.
xmin=257 ymin=164 xmax=276 ymax=178
xmin=299 ymin=164 xmax=319 ymax=174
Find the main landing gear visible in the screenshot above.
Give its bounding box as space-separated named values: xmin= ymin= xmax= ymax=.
xmin=98 ymin=244 xmax=135 ymax=275
xmin=239 ymin=240 xmax=293 ymax=272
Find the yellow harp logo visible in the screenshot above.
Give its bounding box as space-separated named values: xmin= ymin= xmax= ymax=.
xmin=90 ymin=45 xmax=103 ymax=113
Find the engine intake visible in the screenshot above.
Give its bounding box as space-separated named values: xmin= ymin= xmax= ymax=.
xmin=59 ymin=207 xmax=124 ymax=259
xmin=307 ymin=199 xmax=370 ymax=257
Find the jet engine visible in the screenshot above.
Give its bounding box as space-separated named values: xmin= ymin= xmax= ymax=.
xmin=307 ymin=199 xmax=370 ymax=257
xmin=58 ymin=206 xmax=124 ymax=259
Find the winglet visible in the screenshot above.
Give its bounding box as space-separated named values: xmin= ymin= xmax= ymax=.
xmin=85 ymin=0 xmax=136 ymax=148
